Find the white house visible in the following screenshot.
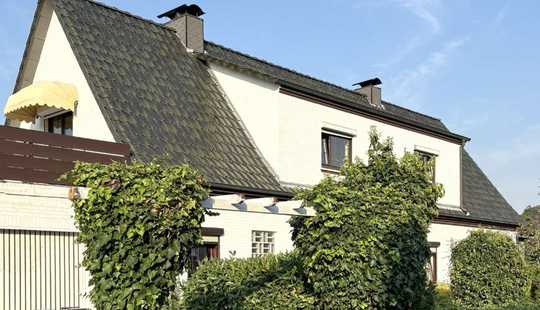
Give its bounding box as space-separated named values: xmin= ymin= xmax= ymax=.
xmin=1 ymin=0 xmax=520 ymax=308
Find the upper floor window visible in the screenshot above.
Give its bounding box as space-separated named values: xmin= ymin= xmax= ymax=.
xmin=415 ymin=150 xmax=436 ymax=183
xmin=44 ymin=111 xmax=73 ymax=136
xmin=321 ymin=131 xmax=352 ymax=170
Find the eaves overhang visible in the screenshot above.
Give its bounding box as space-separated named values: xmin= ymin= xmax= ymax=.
xmin=198 ymin=52 xmax=470 ymax=145
xmin=278 ymin=81 xmax=470 ymax=144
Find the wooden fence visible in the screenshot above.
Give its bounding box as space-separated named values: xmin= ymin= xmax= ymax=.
xmin=0 ymin=126 xmax=131 ymax=184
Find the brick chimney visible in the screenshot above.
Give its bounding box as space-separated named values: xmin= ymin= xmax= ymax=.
xmin=353 ymin=78 xmax=382 ymax=108
xmin=158 ymin=4 xmax=205 ymax=53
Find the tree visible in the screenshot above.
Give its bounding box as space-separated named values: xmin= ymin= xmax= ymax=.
xmin=290 ymin=129 xmax=443 ymax=309
xmin=63 ymin=161 xmax=209 ymax=309
xmin=519 ymin=204 xmax=540 ymax=302
xmin=450 ymin=230 xmax=529 ymax=309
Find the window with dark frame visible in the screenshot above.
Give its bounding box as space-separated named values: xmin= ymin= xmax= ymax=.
xmin=321 ymin=131 xmax=352 ymax=170
xmin=189 ymin=228 xmax=223 ymax=274
xmin=189 ymin=242 xmax=219 ymax=272
xmin=426 ymin=251 xmax=437 ymax=283
xmin=415 ymin=150 xmax=436 ymax=183
xmin=427 ymin=241 xmax=439 ymax=283
xmin=44 ymin=111 xmax=73 ymax=136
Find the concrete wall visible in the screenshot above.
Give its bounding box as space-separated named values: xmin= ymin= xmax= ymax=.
xmin=13 ymin=8 xmax=115 ymax=142
xmin=210 ymin=63 xmax=462 ymax=208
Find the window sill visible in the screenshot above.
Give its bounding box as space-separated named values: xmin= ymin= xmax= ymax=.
xmin=321 ymin=166 xmax=340 ymax=174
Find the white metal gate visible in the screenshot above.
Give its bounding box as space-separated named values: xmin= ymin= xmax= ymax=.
xmin=0 ymin=229 xmax=90 ymax=310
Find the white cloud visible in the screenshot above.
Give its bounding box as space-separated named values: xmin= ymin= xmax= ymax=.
xmin=387 ymin=37 xmax=469 ymax=107
xmin=396 ymin=0 xmax=441 ymax=33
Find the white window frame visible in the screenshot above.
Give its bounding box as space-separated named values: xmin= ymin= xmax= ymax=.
xmin=251 ymin=230 xmax=275 ymax=257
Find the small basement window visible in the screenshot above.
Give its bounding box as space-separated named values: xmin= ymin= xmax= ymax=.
xmin=44 ymin=111 xmax=73 ymax=136
xmin=415 ymin=150 xmax=436 ymax=183
xmin=252 ymin=231 xmax=274 ymax=257
xmin=321 ymin=130 xmax=352 ymax=170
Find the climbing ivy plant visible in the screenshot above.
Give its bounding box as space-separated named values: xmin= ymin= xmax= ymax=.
xmin=63 ymin=161 xmax=209 ymax=309
xmin=290 ymin=129 xmax=443 ymax=309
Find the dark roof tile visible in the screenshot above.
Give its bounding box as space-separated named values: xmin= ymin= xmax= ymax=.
xmin=461 ymin=150 xmax=520 ymax=225
xmin=54 ymin=0 xmax=284 ymax=193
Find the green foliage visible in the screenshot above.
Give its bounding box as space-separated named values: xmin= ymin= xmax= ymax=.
xmin=181 ymin=252 xmax=315 ymax=309
xmin=450 ymin=230 xmax=530 ymax=309
xmin=520 ymin=205 xmax=540 ymax=263
xmin=290 ymin=129 xmax=443 ymax=309
xmin=520 ymin=205 xmax=540 ymax=302
xmin=63 ymin=161 xmax=209 ymax=309
xmin=528 ymin=265 xmax=540 ymax=303
xmin=434 ymin=283 xmax=459 ymax=310
xmin=481 ymin=304 xmax=540 ymax=310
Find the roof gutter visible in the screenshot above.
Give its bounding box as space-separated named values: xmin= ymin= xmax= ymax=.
xmin=209 ymin=182 xmax=294 ymax=200
xmin=278 ymin=81 xmax=470 ymax=144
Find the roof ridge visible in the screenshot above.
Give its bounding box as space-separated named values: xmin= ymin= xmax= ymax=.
xmin=80 ymin=0 xmax=174 ymax=31
xmin=382 ymin=100 xmax=442 ymax=122
xmin=205 ymin=40 xmax=368 ymax=101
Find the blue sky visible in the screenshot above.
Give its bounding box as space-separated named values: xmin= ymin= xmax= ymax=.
xmin=0 ymin=0 xmax=538 ymax=212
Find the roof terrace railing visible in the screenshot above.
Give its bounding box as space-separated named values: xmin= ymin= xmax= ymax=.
xmin=0 ymin=125 xmax=131 ymax=185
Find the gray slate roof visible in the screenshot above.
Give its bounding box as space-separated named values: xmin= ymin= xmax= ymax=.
xmin=460 ymin=150 xmax=520 ymax=225
xmin=53 ymin=0 xmax=284 ymax=192
xmin=48 ymin=0 xmax=517 ymax=225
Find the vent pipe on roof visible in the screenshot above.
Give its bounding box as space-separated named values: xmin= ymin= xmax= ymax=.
xmin=353 ymin=78 xmax=383 ymax=108
xmin=158 ymin=4 xmax=205 ymax=53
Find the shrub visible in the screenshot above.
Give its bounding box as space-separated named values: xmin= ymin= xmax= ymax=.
xmin=181 ymin=252 xmax=315 ymax=309
xmin=482 ymin=304 xmax=540 ymax=310
xmin=290 ymin=129 xmax=443 ymax=309
xmin=519 ymin=206 xmax=540 ymax=301
xmin=63 ymin=161 xmax=209 ymax=309
xmin=434 ymin=283 xmax=459 ymax=310
xmin=450 ymin=230 xmax=530 ymax=309
xmin=529 ymin=264 xmax=540 ymax=303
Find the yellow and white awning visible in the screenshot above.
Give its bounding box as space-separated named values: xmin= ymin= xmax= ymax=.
xmin=4 ymin=81 xmax=78 ymax=122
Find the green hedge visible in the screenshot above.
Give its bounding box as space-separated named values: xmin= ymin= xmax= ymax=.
xmin=181 ymin=252 xmax=315 ymax=309
xmin=64 ymin=161 xmax=208 ymax=309
xmin=450 ymin=230 xmax=530 ymax=309
xmin=290 ymin=130 xmax=442 ymax=309
xmin=182 ymin=130 xmax=443 ymax=309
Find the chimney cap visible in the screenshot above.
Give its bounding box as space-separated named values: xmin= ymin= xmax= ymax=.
xmin=353 ymin=77 xmax=382 ymax=88
xmin=158 ymin=4 xmax=205 ymax=19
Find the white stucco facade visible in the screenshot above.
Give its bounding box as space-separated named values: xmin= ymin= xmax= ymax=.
xmin=13 ymin=9 xmax=115 ymax=142
xmin=428 ymin=222 xmax=516 ymax=283
xmin=209 ymin=63 xmax=462 ymax=208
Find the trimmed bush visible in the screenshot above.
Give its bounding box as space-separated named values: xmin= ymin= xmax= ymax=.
xmin=63 ymin=161 xmax=208 ymax=309
xmin=519 ymin=205 xmax=540 ymax=301
xmin=181 ymin=252 xmax=315 ymax=309
xmin=450 ymin=230 xmax=530 ymax=309
xmin=290 ymin=130 xmax=443 ymax=309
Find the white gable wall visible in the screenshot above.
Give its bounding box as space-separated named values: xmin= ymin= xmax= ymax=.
xmin=13 ymin=8 xmax=115 ymax=142
xmin=210 ymin=63 xmax=462 ymax=208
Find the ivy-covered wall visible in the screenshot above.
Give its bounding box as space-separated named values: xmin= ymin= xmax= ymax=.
xmin=63 ymin=161 xmax=209 ymax=309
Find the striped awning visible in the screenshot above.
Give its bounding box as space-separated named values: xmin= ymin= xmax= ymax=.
xmin=4 ymin=81 xmax=78 ymax=122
